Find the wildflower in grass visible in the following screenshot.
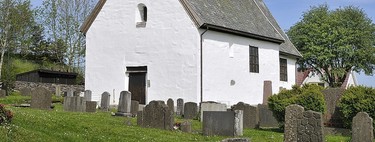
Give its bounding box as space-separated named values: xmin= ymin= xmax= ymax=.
xmin=0 ymin=104 xmax=13 ymax=125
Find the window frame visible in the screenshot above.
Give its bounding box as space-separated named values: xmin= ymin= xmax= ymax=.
xmin=249 ymin=46 xmax=259 ymax=73
xmin=280 ymin=58 xmax=288 ymax=81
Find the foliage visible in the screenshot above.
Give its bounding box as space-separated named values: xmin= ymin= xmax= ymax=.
xmin=268 ymin=84 xmax=325 ymax=127
xmin=338 ymin=86 xmax=375 ymax=129
xmin=0 ymin=104 xmax=13 ymax=125
xmin=287 ymin=5 xmax=375 ymax=87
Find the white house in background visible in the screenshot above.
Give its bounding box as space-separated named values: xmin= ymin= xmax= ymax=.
xmin=80 ymin=0 xmax=302 ymax=106
xmin=296 ymin=70 xmax=358 ymax=89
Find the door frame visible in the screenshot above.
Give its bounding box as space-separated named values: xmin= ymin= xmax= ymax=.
xmin=126 ymin=66 xmax=147 ymax=104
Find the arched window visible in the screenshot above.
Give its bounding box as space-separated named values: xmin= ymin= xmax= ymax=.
xmin=136 ymin=4 xmax=147 ymax=28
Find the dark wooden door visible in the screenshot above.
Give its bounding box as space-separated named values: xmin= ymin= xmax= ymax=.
xmin=128 ymin=73 xmax=146 ymax=104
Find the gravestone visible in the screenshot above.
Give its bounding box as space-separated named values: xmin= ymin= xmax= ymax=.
xmin=55 ymin=85 xmax=61 ymax=96
xmin=258 ymin=104 xmax=278 ymax=128
xmin=180 ymin=121 xmax=192 ymax=133
xmin=200 ymin=101 xmax=227 ymax=121
xmin=19 ymin=88 xmax=32 ymax=96
xmin=263 ymin=81 xmax=272 ymax=105
xmin=221 ymin=138 xmax=250 ymax=142
xmin=63 ymin=96 xmax=85 ymax=112
xmin=131 ymin=100 xmax=139 ymax=116
xmin=67 ymin=88 xmax=74 ymax=97
xmin=137 ymin=111 xmax=144 ymax=126
xmin=0 ymin=90 xmax=5 ymax=98
xmin=30 ymin=87 xmax=52 ymax=110
xmin=100 ymin=92 xmax=111 ymax=111
xmin=351 ymin=112 xmax=373 ymax=142
xmin=184 ymin=102 xmax=198 ymax=119
xmin=86 ymin=101 xmax=97 ymax=113
xmin=115 ymin=91 xmax=132 ymax=116
xmin=167 ymin=98 xmax=174 ymax=114
xmin=232 ymin=102 xmax=259 ymax=129
xmin=321 ymin=88 xmax=345 ymax=127
xmin=284 ymin=104 xmax=304 ymax=142
xmin=142 ymin=101 xmax=174 ymax=130
xmin=297 ymin=110 xmax=324 ymax=142
xmin=203 ymin=110 xmax=243 ymax=136
xmin=176 ymin=98 xmax=184 ymax=116
xmin=84 ymin=90 xmax=92 ymax=101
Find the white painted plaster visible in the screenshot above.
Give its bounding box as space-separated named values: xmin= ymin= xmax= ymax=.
xmin=279 ymin=55 xmax=297 ymax=90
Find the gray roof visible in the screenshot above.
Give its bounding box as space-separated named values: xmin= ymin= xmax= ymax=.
xmin=180 ymin=0 xmax=302 ymax=57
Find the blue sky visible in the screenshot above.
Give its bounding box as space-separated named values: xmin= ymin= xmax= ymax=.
xmin=30 ymin=0 xmax=375 ymax=87
xmin=264 ymin=0 xmax=375 ymax=87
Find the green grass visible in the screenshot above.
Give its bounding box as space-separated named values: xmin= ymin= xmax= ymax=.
xmin=0 ymin=96 xmax=357 ymax=142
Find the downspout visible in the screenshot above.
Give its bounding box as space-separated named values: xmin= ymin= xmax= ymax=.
xmin=200 ymin=26 xmax=209 ymax=108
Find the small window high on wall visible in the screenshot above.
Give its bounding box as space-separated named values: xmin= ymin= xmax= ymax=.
xmin=136 ymin=4 xmax=147 ymax=28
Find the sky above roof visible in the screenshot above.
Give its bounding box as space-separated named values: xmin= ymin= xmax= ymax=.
xmin=264 ymin=0 xmax=375 ymax=87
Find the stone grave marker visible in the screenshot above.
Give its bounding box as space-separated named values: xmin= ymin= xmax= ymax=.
xmin=184 ymin=102 xmax=198 ymax=119
xmin=30 ymin=87 xmax=52 ymax=110
xmin=55 ymin=85 xmax=61 ymax=96
xmin=167 ymin=98 xmax=174 ymax=114
xmin=284 ymin=104 xmax=304 ymax=142
xmin=258 ymin=104 xmax=278 ymax=128
xmin=351 ymin=112 xmax=373 ymax=142
xmin=297 ymin=110 xmax=324 ymax=142
xmin=67 ymin=88 xmax=74 ymax=97
xmin=84 ymin=90 xmax=92 ymax=101
xmin=0 ymin=90 xmax=5 ymax=98
xmin=203 ymin=110 xmax=243 ymax=136
xmin=142 ymin=101 xmax=174 ymax=130
xmin=86 ymin=101 xmax=97 ymax=113
xmin=137 ymin=111 xmax=144 ymax=126
xmin=200 ymin=101 xmax=227 ymax=121
xmin=176 ymin=98 xmax=184 ymax=116
xmin=64 ymin=96 xmax=85 ymax=112
xmin=232 ymin=102 xmax=259 ymax=129
xmin=263 ymin=80 xmax=272 ymax=105
xmin=115 ymin=91 xmax=132 ymax=116
xmin=100 ymin=92 xmax=111 ymax=111
xmin=181 ymin=121 xmax=192 ymax=133
xmin=131 ymin=100 xmax=139 ymax=116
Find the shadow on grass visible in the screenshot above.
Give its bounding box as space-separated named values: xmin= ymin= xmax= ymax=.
xmin=257 ymin=127 xmax=283 ymax=133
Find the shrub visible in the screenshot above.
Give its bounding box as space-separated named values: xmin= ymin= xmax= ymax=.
xmin=268 ymin=84 xmax=325 ymax=127
xmin=338 ymin=86 xmax=375 ymax=129
xmin=0 ymin=104 xmax=13 ymax=125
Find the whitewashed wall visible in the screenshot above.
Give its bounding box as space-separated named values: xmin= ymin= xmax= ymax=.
xmin=279 ymin=55 xmax=297 ymax=90
xmin=201 ymin=30 xmax=282 ymax=106
xmin=85 ymin=0 xmax=200 ymax=105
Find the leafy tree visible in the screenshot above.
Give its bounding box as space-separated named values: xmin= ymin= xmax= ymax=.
xmin=287 ymin=5 xmax=375 ymax=87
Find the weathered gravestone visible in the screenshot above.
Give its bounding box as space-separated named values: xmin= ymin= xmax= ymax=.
xmin=67 ymin=88 xmax=74 ymax=97
xmin=0 ymin=90 xmax=5 ymax=98
xmin=137 ymin=111 xmax=144 ymax=126
xmin=297 ymin=110 xmax=324 ymax=142
xmin=84 ymin=90 xmax=92 ymax=101
xmin=176 ymin=98 xmax=184 ymax=116
xmin=200 ymin=101 xmax=227 ymax=121
xmin=64 ymin=96 xmax=85 ymax=112
xmin=86 ymin=101 xmax=97 ymax=113
xmin=115 ymin=91 xmax=132 ymax=116
xmin=284 ymin=104 xmax=304 ymax=142
xmin=351 ymin=112 xmax=373 ymax=142
xmin=203 ymin=110 xmax=243 ymax=136
xmin=100 ymin=92 xmax=111 ymax=111
xmin=321 ymin=88 xmax=345 ymax=127
xmin=142 ymin=101 xmax=174 ymax=130
xmin=221 ymin=138 xmax=250 ymax=142
xmin=258 ymin=104 xmax=278 ymax=128
xmin=184 ymin=102 xmax=198 ymax=119
xmin=131 ymin=100 xmax=139 ymax=116
xmin=30 ymin=87 xmax=52 ymax=110
xmin=19 ymin=88 xmax=32 ymax=96
xmin=167 ymin=98 xmax=174 ymax=114
xmin=180 ymin=121 xmax=192 ymax=133
xmin=55 ymin=85 xmax=61 ymax=97
xmin=263 ymin=80 xmax=272 ymax=105
xmin=232 ymin=102 xmax=259 ymax=129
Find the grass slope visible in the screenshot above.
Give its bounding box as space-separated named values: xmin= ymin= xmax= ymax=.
xmin=0 ymin=96 xmax=351 ymax=142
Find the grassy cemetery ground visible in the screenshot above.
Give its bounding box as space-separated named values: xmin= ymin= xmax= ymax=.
xmin=0 ymin=95 xmax=351 ymax=142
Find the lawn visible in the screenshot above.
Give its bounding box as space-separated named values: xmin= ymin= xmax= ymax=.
xmin=0 ymin=96 xmax=352 ymax=142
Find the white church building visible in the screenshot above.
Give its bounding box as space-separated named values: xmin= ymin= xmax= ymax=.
xmin=81 ymin=0 xmax=302 ymax=106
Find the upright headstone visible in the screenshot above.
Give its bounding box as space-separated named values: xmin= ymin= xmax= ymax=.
xmin=0 ymin=90 xmax=5 ymax=98
xmin=131 ymin=100 xmax=139 ymax=116
xmin=263 ymin=80 xmax=272 ymax=105
xmin=19 ymin=88 xmax=32 ymax=96
xmin=100 ymin=92 xmax=110 ymax=111
xmin=176 ymin=98 xmax=184 ymax=116
xmin=203 ymin=110 xmax=243 ymax=136
xmin=284 ymin=104 xmax=304 ymax=142
xmin=297 ymin=110 xmax=324 ymax=142
xmin=184 ymin=102 xmax=198 ymax=119
xmin=30 ymin=87 xmax=52 ymax=110
xmin=67 ymin=88 xmax=74 ymax=97
xmin=181 ymin=121 xmax=192 ymax=133
xmin=142 ymin=101 xmax=174 ymax=130
xmin=258 ymin=104 xmax=278 ymax=128
xmin=351 ymin=112 xmax=373 ymax=142
xmin=200 ymin=101 xmax=227 ymax=121
xmin=84 ymin=90 xmax=92 ymax=101
xmin=86 ymin=101 xmax=97 ymax=113
xmin=167 ymin=98 xmax=174 ymax=114
xmin=55 ymin=85 xmax=61 ymax=97
xmin=63 ymin=96 xmax=85 ymax=112
xmin=232 ymin=102 xmax=259 ymax=129
xmin=115 ymin=91 xmax=132 ymax=116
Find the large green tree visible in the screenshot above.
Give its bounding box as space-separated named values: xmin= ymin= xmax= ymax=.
xmin=288 ymin=5 xmax=375 ymax=87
